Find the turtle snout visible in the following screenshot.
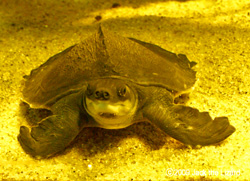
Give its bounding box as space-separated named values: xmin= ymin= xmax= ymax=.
xmin=94 ymin=90 xmax=110 ymax=100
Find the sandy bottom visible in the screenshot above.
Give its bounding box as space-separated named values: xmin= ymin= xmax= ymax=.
xmin=0 ymin=0 xmax=249 ymax=180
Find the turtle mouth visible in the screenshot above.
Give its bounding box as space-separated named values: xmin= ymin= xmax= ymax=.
xmin=98 ymin=112 xmax=117 ymax=118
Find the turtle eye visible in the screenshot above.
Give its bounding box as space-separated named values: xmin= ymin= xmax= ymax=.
xmin=118 ymin=87 xmax=126 ymax=97
xmin=86 ymin=85 xmax=93 ymax=96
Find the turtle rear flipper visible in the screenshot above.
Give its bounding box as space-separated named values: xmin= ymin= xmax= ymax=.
xmin=143 ymin=91 xmax=235 ymax=146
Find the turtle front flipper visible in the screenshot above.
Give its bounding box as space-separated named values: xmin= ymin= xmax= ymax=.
xmin=18 ymin=92 xmax=86 ymax=158
xmin=143 ymin=93 xmax=235 ymax=146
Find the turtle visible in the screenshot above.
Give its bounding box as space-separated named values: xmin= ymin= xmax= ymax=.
xmin=18 ymin=26 xmax=235 ymax=158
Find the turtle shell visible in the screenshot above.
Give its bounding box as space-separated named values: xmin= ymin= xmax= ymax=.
xmin=23 ymin=26 xmax=196 ymax=109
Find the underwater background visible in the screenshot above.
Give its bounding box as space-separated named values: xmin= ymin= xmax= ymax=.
xmin=0 ymin=0 xmax=249 ymax=180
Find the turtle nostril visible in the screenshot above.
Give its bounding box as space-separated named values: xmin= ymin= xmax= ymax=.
xmin=95 ymin=90 xmax=110 ymax=100
xmin=95 ymin=91 xmax=101 ymax=98
xmin=103 ymin=92 xmax=109 ymax=99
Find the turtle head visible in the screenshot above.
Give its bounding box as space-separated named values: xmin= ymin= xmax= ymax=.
xmin=84 ymin=78 xmax=138 ymax=129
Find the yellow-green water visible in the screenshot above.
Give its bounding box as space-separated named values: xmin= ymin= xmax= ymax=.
xmin=0 ymin=0 xmax=249 ymax=180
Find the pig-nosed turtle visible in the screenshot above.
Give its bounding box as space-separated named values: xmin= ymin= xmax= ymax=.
xmin=18 ymin=26 xmax=235 ymax=158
